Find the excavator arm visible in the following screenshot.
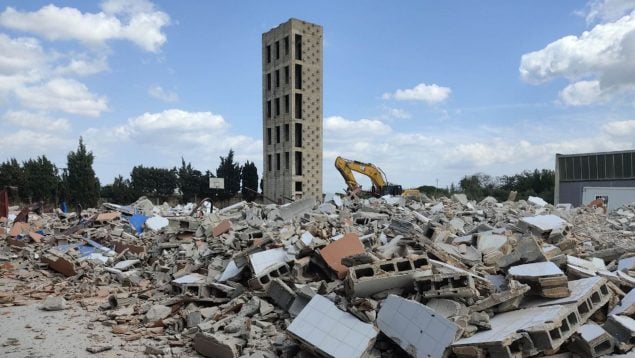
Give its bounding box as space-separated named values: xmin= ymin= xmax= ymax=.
xmin=335 ymin=156 xmax=401 ymax=195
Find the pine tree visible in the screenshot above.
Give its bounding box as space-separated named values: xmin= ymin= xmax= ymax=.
xmin=65 ymin=137 xmax=100 ymax=208
xmin=241 ymin=161 xmax=259 ymax=202
xmin=22 ymin=156 xmax=58 ymax=203
xmin=216 ymin=149 xmax=241 ymax=200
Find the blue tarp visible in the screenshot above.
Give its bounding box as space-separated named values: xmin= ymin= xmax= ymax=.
xmin=129 ymin=213 xmax=148 ymax=235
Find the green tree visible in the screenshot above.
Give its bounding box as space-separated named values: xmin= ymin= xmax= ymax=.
xmin=177 ymin=158 xmax=206 ymax=202
xmin=101 ymin=175 xmax=136 ymax=203
xmin=216 ymin=149 xmax=241 ymax=200
xmin=21 ymin=156 xmax=59 ymax=203
xmin=65 ymin=137 xmax=100 ymax=208
xmin=130 ymin=165 xmax=177 ymax=197
xmin=0 ymin=158 xmax=25 ymax=202
xmin=241 ymin=161 xmax=259 ymax=202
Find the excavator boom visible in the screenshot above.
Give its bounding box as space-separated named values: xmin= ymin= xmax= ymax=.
xmin=334 ymin=156 xmax=402 ymax=196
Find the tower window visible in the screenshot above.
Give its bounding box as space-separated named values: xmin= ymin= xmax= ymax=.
xmin=266 ymin=45 xmax=271 ymax=63
xmin=275 ymin=98 xmax=280 ymax=116
xmin=295 ymin=93 xmax=302 ymax=119
xmin=275 ymin=70 xmax=280 ymax=88
xmin=284 ymin=95 xmax=289 ymax=113
xmin=295 ymin=181 xmax=303 ymax=192
xmin=267 ymin=101 xmax=271 ymax=118
xmin=284 ymin=124 xmax=289 ymax=141
xmin=295 ymin=64 xmax=302 ymax=89
xmin=276 ymin=126 xmax=280 ymax=143
xmin=285 ymin=152 xmax=289 ymax=169
xmin=267 ymin=128 xmax=271 ymax=145
xmin=267 ymin=73 xmax=271 ymax=90
xmin=295 ymin=123 xmax=302 ymax=147
xmin=267 ymin=155 xmax=272 ymax=171
xmin=295 ymin=34 xmax=302 ymax=60
xmin=295 ymin=151 xmax=303 ymax=175
xmin=284 ymin=66 xmax=289 ymax=84
xmin=284 ymin=36 xmax=289 ymax=55
xmin=275 ymin=41 xmax=280 ymax=59
xmin=276 ymin=153 xmax=281 ymax=170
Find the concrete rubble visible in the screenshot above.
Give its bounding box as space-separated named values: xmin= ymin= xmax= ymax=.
xmin=1 ymin=195 xmax=635 ymax=356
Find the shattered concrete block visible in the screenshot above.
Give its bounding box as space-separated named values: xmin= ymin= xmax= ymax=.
xmin=248 ymin=262 xmax=290 ymax=290
xmin=266 ymin=278 xmax=296 ymax=311
xmin=603 ymin=314 xmax=635 ymax=352
xmin=172 ymin=273 xmax=210 ymax=297
xmin=319 ymin=233 xmax=365 ymax=279
xmin=344 ymin=255 xmax=431 ymax=298
xmin=519 ymin=214 xmax=569 ymax=238
xmin=41 ymin=253 xmax=77 ymax=277
xmin=509 ymin=262 xmax=570 ymax=298
xmin=194 ymin=332 xmax=241 ymax=358
xmin=426 ymin=298 xmax=469 ymax=318
xmin=95 ymin=211 xmax=120 ymax=222
xmin=414 ymin=272 xmax=478 ymax=299
xmin=452 ymin=193 xmax=469 ymax=205
xmin=610 ymin=287 xmax=635 ymax=315
xmin=40 ymin=296 xmax=67 ymax=311
xmin=212 ymin=219 xmax=232 ymax=237
xmin=287 ymin=295 xmax=378 ymax=358
xmin=278 ymin=198 xmax=316 ymax=221
xmin=470 ymin=280 xmax=530 ymax=313
xmin=568 ymin=324 xmax=614 ymax=358
xmin=249 ymin=248 xmax=288 ymax=276
xmin=145 ymin=304 xmax=172 ymax=323
xmin=378 ymin=294 xmax=458 ymax=358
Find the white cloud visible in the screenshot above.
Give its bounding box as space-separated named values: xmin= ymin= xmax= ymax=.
xmin=148 ymin=84 xmax=178 ymax=102
xmin=603 ymin=119 xmax=635 ymax=136
xmin=15 ymin=78 xmax=108 ymax=117
xmin=125 ymin=109 xmax=226 ymax=134
xmin=386 ymin=108 xmax=411 ymax=119
xmin=54 ymin=56 xmax=109 ymax=76
xmin=382 ymin=83 xmax=451 ymax=104
xmin=3 ymin=110 xmax=70 ymax=132
xmin=585 ymin=0 xmax=635 ymax=23
xmin=324 ymin=116 xmax=391 ymax=135
xmin=0 ymin=0 xmax=170 ymax=52
xmin=520 ymin=8 xmax=635 ymax=105
xmin=558 ymin=80 xmax=606 ymax=105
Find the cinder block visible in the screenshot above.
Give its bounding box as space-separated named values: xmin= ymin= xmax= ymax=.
xmin=344 ymin=255 xmax=431 ymax=298
xmin=414 ymin=272 xmax=478 ymax=299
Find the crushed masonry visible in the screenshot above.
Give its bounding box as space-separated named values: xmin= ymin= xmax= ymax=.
xmin=1 ymin=195 xmax=635 ymax=356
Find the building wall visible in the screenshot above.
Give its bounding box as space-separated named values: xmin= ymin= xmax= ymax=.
xmin=558 ymin=180 xmax=635 ymax=207
xmin=262 ymin=19 xmax=323 ymax=203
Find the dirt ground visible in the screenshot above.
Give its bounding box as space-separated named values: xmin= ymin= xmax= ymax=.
xmin=0 ymin=277 xmax=143 ymax=357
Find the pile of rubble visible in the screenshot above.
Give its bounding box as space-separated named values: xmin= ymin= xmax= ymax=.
xmin=2 ymin=193 xmax=635 ymax=357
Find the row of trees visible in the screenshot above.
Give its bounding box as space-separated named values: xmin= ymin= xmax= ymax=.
xmin=100 ymin=150 xmax=260 ymax=204
xmin=454 ymin=169 xmax=555 ymax=203
xmin=0 ymin=138 xmax=260 ymax=208
xmin=0 ymin=138 xmax=100 ymax=208
xmin=416 ymin=169 xmax=555 ymax=204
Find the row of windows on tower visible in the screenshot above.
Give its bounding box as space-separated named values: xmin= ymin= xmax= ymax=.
xmin=266 ymin=34 xmax=302 ymax=63
xmin=267 ymin=151 xmax=303 ymax=177
xmin=266 ymin=64 xmax=302 ymax=90
xmin=267 ymin=123 xmax=302 ymax=147
xmin=266 ymin=93 xmax=302 ymax=119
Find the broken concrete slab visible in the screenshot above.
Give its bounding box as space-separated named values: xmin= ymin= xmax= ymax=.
xmin=568 ymin=323 xmax=615 ymax=358
xmin=414 ymin=272 xmax=478 ymax=299
xmin=319 ymin=233 xmax=365 ymax=279
xmin=278 ymin=198 xmax=316 ymax=221
xmin=603 ymin=314 xmax=635 ymax=352
xmin=509 ymin=261 xmax=570 ymax=298
xmin=610 ymin=288 xmax=635 ymax=316
xmin=378 ymin=294 xmax=458 ymax=358
xmin=249 ymin=248 xmax=288 ymax=276
xmin=194 ymin=332 xmax=242 ymax=358
xmin=40 ymin=296 xmax=67 ymax=311
xmin=287 ymin=295 xmax=378 ymax=358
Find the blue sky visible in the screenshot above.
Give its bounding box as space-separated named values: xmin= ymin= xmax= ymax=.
xmin=1 ymin=0 xmax=635 ymax=193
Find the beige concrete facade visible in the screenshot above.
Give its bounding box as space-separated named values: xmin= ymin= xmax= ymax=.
xmin=262 ymin=19 xmax=323 ymax=203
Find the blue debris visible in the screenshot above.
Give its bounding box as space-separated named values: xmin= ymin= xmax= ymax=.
xmin=129 ymin=213 xmax=148 ymax=235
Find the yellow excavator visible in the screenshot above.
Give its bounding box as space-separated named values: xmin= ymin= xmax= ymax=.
xmin=334 ymin=156 xmax=403 ymax=196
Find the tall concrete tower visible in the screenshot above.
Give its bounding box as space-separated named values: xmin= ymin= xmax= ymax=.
xmin=262 ymin=19 xmax=323 ymax=203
